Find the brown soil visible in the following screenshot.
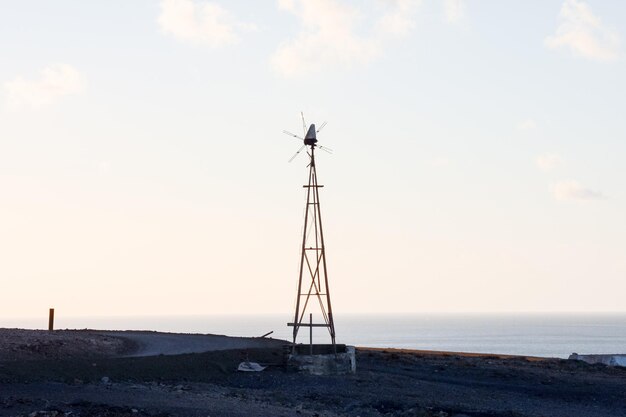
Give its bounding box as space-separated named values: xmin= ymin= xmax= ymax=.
xmin=0 ymin=329 xmax=134 ymax=361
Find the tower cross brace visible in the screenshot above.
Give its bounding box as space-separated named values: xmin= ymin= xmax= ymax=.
xmin=287 ymin=145 xmax=336 ymax=347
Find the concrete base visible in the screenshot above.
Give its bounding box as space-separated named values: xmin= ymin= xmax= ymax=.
xmin=286 ymin=344 xmax=356 ymax=375
xmin=569 ymin=353 xmax=626 ymax=367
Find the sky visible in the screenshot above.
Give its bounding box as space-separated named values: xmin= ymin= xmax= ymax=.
xmin=1 ymin=0 xmax=625 ymax=319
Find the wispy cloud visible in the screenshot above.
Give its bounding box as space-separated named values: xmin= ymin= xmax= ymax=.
xmin=517 ymin=119 xmax=537 ymax=131
xmin=271 ymin=0 xmax=420 ymax=77
xmin=443 ymin=0 xmax=466 ymax=24
xmin=158 ymin=0 xmax=255 ymax=47
xmin=3 ymin=64 xmax=85 ymax=110
xmin=545 ymin=0 xmax=620 ymax=62
xmin=553 ymin=180 xmax=604 ymax=201
xmin=430 ymin=157 xmax=453 ymax=168
xmin=377 ymin=0 xmax=421 ymax=37
xmin=535 ymin=153 xmax=563 ymax=172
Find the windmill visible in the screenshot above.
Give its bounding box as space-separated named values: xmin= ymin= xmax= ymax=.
xmin=284 ymin=113 xmax=336 ymax=349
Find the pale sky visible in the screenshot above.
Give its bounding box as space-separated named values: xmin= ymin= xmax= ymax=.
xmin=1 ymin=0 xmax=625 ymax=318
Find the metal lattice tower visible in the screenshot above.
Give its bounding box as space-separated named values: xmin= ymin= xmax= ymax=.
xmin=286 ymin=121 xmax=336 ymax=348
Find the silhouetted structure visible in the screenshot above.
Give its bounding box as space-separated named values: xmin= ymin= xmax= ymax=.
xmin=285 ymin=118 xmax=336 ymax=348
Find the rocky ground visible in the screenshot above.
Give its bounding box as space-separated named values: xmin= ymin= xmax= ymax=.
xmin=0 ymin=329 xmax=133 ymax=361
xmin=0 ymin=329 xmax=625 ymax=417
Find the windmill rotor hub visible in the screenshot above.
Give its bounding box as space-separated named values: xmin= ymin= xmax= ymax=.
xmin=304 ymin=123 xmax=317 ymax=146
xmin=284 ymin=117 xmax=331 ymax=162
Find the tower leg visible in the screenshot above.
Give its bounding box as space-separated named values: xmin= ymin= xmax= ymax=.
xmin=289 ymin=146 xmax=336 ymax=348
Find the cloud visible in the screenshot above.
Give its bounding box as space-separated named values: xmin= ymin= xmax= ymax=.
xmin=553 ymin=180 xmax=604 ymax=201
xmin=377 ymin=0 xmax=421 ymax=37
xmin=535 ymin=154 xmax=563 ymax=172
xmin=278 ymin=0 xmax=296 ymax=11
xmin=158 ymin=0 xmax=255 ymax=47
xmin=545 ymin=0 xmax=620 ymax=62
xmin=3 ymin=64 xmax=85 ymax=109
xmin=517 ymin=119 xmax=537 ymax=130
xmin=271 ymin=0 xmax=420 ymax=77
xmin=443 ymin=0 xmax=465 ymax=24
xmin=430 ymin=157 xmax=452 ymax=168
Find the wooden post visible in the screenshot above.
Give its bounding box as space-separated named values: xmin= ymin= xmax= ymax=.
xmin=48 ymin=308 xmax=54 ymax=331
xmin=309 ymin=313 xmax=313 ymax=355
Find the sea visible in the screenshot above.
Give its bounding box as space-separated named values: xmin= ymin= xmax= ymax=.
xmin=3 ymin=313 xmax=626 ymax=359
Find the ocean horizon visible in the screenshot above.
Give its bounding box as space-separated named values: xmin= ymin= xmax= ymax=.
xmin=3 ymin=313 xmax=625 ymax=359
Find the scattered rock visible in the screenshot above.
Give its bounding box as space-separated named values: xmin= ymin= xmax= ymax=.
xmin=28 ymin=412 xmax=59 ymax=417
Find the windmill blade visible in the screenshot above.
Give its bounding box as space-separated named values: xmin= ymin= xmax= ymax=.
xmin=319 ymin=147 xmax=333 ymax=154
xmin=283 ymin=130 xmax=303 ymax=140
xmin=316 ymin=121 xmax=327 ymax=133
xmin=288 ymin=145 xmax=306 ymax=163
xmin=301 ymin=112 xmax=307 ymax=136
xmin=318 ymin=145 xmax=333 ymax=154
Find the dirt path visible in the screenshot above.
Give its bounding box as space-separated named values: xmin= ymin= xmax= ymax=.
xmin=98 ymin=330 xmax=286 ymax=357
xmin=0 ymin=328 xmax=287 ymax=360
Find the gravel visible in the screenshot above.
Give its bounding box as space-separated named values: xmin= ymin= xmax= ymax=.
xmin=1 ymin=329 xmax=625 ymax=417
